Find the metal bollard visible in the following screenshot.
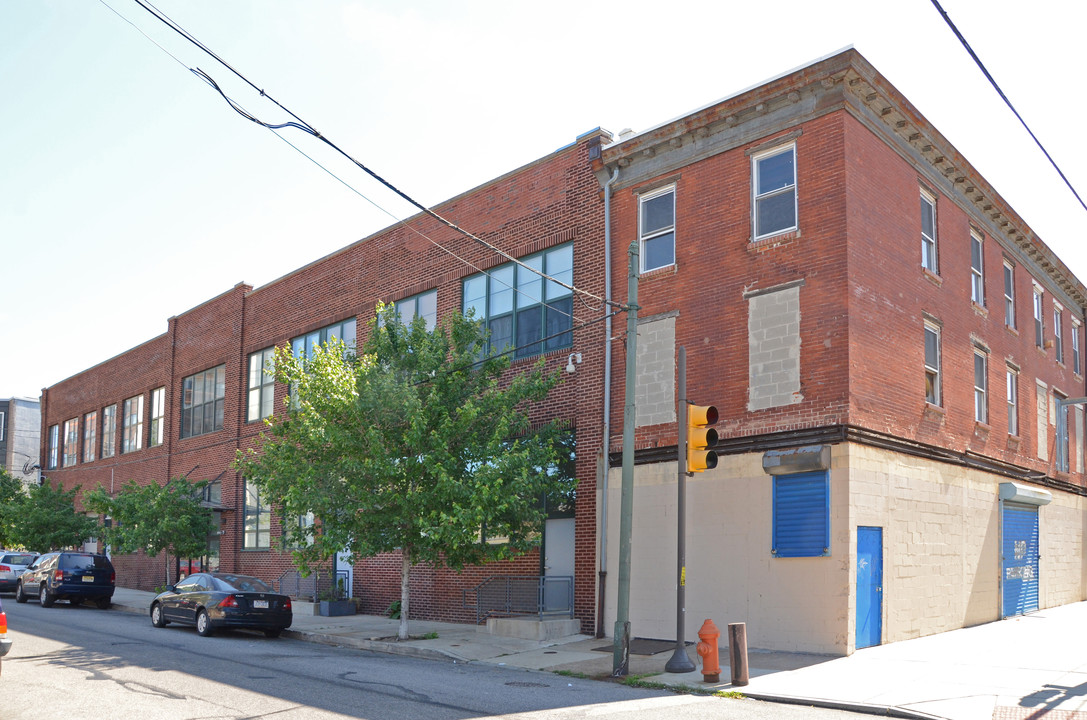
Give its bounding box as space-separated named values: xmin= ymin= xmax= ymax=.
xmin=728 ymin=622 xmax=749 ymax=686
xmin=696 ymin=619 xmax=721 ymax=682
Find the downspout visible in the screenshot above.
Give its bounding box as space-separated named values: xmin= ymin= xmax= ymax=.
xmin=597 ymin=164 xmax=620 ymax=637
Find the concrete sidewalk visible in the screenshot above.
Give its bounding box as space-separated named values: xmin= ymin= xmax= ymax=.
xmin=110 ymin=588 xmax=1087 ymax=720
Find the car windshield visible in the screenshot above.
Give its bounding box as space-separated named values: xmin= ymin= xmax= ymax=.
xmin=60 ymin=554 xmax=110 ymax=570
xmin=213 ymin=575 xmax=273 ymax=593
xmin=1 ymin=553 xmax=36 ymax=565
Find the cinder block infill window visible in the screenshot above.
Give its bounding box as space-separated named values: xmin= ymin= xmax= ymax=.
xmin=771 ymin=471 xmax=830 ymax=558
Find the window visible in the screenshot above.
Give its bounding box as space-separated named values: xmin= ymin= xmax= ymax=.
xmin=1054 ymin=304 xmax=1064 ymax=364
xmin=924 ymin=322 xmax=941 ymax=405
xmin=122 ymin=395 xmax=144 ymax=453
xmin=639 ymin=185 xmax=675 ymax=272
xmin=1007 ymin=366 xmax=1019 ymax=436
xmin=1033 ymin=285 xmax=1044 ymax=348
xmin=62 ymin=418 xmax=78 ymax=467
xmin=1003 ymin=261 xmax=1016 ymax=329
xmin=149 ymin=387 xmax=165 ymax=447
xmin=920 ymin=189 xmax=937 ymax=273
xmin=771 ymin=471 xmax=829 ymax=557
xmin=101 ymin=405 xmax=116 ymax=458
xmin=181 ymin=366 xmax=225 ymax=439
xmin=974 ymin=351 xmax=988 ymax=424
xmin=247 ymin=348 xmax=276 ymax=423
xmin=753 ymin=145 xmax=797 ymax=239
xmin=47 ymin=424 xmax=59 ymax=469
xmin=970 ymin=230 xmax=984 ymax=305
xmin=1074 ymin=320 xmax=1082 ymax=375
xmin=291 ymin=319 xmax=357 ymax=360
xmin=83 ymin=411 xmax=97 ymax=463
xmin=463 ymin=243 xmax=573 ymax=359
xmin=243 ymin=481 xmax=270 ymax=549
xmin=394 ymin=289 xmax=438 ymax=331
xmin=0 ymin=411 xmax=4 ymax=442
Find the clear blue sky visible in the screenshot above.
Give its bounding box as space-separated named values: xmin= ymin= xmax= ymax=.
xmin=2 ymin=0 xmax=1084 ymax=398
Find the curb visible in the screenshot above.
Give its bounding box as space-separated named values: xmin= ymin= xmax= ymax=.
xmin=281 ymin=628 xmax=461 ymax=663
xmin=740 ymin=692 xmax=945 ymax=720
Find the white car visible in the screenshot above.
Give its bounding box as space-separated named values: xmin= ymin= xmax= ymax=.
xmin=0 ymin=552 xmax=38 ymax=594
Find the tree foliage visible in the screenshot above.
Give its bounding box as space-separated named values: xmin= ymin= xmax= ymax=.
xmin=10 ymin=480 xmax=98 ymax=552
xmin=0 ymin=468 xmax=27 ymax=548
xmin=236 ymin=305 xmax=572 ymax=638
xmin=85 ymin=477 xmax=214 ymax=585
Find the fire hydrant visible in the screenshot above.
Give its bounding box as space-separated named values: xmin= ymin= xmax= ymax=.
xmin=696 ymin=619 xmax=721 ymax=682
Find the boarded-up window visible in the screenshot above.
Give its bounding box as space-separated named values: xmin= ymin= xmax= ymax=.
xmin=748 ymin=284 xmax=802 ymax=411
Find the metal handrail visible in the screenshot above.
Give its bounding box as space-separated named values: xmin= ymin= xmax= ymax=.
xmin=462 ymin=575 xmax=573 ymax=624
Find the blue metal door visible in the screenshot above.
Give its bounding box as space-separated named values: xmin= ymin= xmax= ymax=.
xmin=1002 ymin=502 xmax=1040 ymax=617
xmin=856 ymin=526 xmax=882 ymax=649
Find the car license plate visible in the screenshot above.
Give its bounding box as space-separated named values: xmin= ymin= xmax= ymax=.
xmin=253 ymin=599 xmax=269 ymax=609
xmin=82 ymin=576 xmax=94 ymax=583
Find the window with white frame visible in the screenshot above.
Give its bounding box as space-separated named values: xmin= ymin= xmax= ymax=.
xmin=101 ymin=405 xmax=116 ymax=459
xmin=463 ymin=243 xmax=573 ymax=359
xmin=243 ymin=480 xmax=270 ymax=549
xmin=920 ymin=189 xmax=937 ymax=273
xmin=1073 ymin=320 xmax=1082 ymax=375
xmin=393 ymin=289 xmax=438 ymax=331
xmin=974 ymin=350 xmax=988 ymax=424
xmin=1006 ymin=365 xmax=1019 ymax=436
xmin=753 ymin=144 xmax=797 ymax=239
xmin=1054 ymin=304 xmax=1065 ymax=364
xmin=149 ymin=387 xmax=165 ymax=446
xmin=639 ymin=185 xmax=676 ymax=272
xmin=181 ymin=366 xmax=225 ymax=439
xmin=924 ymin=322 xmax=941 ymax=405
xmin=0 ymin=411 xmax=4 ymax=442
xmin=63 ymin=418 xmax=78 ymax=467
xmin=247 ymin=348 xmax=276 ymax=423
xmin=83 ymin=411 xmax=97 ymax=463
xmin=970 ymin=230 xmax=984 ymax=305
xmin=122 ymin=395 xmax=143 ymax=453
xmin=1003 ymin=261 xmax=1016 ymax=329
xmin=1033 ymin=285 xmax=1044 ymax=348
xmin=47 ymin=424 xmax=59 ymax=469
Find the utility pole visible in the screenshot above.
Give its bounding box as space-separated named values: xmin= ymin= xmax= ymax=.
xmin=613 ymin=239 xmax=639 ymax=677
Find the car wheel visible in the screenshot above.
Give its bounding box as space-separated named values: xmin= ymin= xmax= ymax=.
xmin=14 ymin=582 xmax=28 ymax=603
xmin=263 ymin=628 xmax=282 ymax=639
xmin=95 ymin=597 xmax=112 ymax=610
xmin=39 ymin=583 xmax=55 ymax=608
xmin=196 ymin=609 xmax=214 ymax=637
xmin=150 ymin=603 xmax=168 ymax=628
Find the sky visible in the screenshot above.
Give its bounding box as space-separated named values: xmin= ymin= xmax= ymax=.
xmin=1 ymin=0 xmax=1085 ymax=399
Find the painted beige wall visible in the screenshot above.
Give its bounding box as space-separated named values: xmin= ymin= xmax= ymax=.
xmin=599 ymin=442 xmax=1087 ymax=656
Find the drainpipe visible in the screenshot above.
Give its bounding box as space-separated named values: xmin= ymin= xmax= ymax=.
xmin=596 ymin=165 xmax=620 ymax=638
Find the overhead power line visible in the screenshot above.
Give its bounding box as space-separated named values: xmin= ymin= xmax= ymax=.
xmin=930 ymin=0 xmax=1087 ymax=214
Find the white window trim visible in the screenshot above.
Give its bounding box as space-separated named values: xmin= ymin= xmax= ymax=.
xmin=1003 ymin=260 xmax=1016 ymax=329
xmin=973 ymin=350 xmax=988 ymax=424
xmin=1006 ymin=365 xmax=1019 ymax=437
xmin=970 ymin=230 xmax=984 ymax=305
xmin=920 ymin=188 xmax=938 ymax=274
xmin=638 ymin=184 xmax=676 ymax=273
xmin=924 ymin=321 xmax=941 ymax=406
xmin=1033 ymin=283 xmax=1045 ymax=348
xmin=752 ymin=144 xmax=798 ymax=241
xmin=1054 ymin=302 xmax=1065 ymax=364
xmin=1073 ymin=319 xmax=1082 ymax=375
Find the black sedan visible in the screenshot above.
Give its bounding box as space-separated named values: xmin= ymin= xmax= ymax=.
xmin=149 ymin=573 xmax=292 ymax=638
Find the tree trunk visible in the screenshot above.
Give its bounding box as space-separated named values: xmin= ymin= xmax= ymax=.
xmin=164 ymin=553 xmax=171 ymax=588
xmin=398 ymin=546 xmax=411 ymax=640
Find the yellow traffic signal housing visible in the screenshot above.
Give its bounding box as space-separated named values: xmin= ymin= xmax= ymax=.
xmin=687 ymin=404 xmax=719 ymax=473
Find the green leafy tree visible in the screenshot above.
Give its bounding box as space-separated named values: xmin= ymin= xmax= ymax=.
xmin=0 ymin=468 xmax=27 ymax=548
xmin=85 ymin=477 xmax=214 ymax=586
xmin=11 ymin=481 xmax=98 ymax=552
xmin=237 ymin=305 xmax=571 ymax=639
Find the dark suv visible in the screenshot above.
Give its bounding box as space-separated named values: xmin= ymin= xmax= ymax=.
xmin=15 ymin=552 xmax=115 ymax=609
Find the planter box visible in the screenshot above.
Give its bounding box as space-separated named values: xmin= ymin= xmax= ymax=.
xmin=319 ymin=600 xmax=355 ymax=617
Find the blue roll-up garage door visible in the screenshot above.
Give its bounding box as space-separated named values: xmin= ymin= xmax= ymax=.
xmin=1002 ymin=501 xmax=1040 ymax=617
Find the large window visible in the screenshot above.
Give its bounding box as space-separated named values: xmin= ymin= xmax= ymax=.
xmin=149 ymin=387 xmax=165 ymax=447
xmin=924 ymin=322 xmax=941 ymax=406
xmin=974 ymin=350 xmax=988 ymax=424
xmin=101 ymin=405 xmax=116 ymax=459
xmin=247 ymin=348 xmax=276 ymax=423
xmin=1003 ymin=261 xmax=1016 ymax=329
xmin=970 ymin=230 xmax=984 ymax=305
xmin=63 ymin=418 xmax=78 ymax=467
xmin=47 ymin=424 xmax=58 ymax=469
xmin=639 ymin=185 xmax=675 ymax=272
xmin=395 ymin=289 xmax=437 ymax=331
xmin=1054 ymin=305 xmax=1064 ymax=364
xmin=463 ymin=244 xmax=573 ymax=359
xmin=181 ymin=366 xmax=225 ymax=439
xmin=1007 ymin=365 xmax=1019 ymax=436
xmin=1033 ymin=285 xmax=1045 ymax=348
xmin=83 ymin=411 xmax=97 ymax=463
xmin=243 ymin=481 xmax=270 ymax=549
xmin=122 ymin=395 xmax=144 ymax=453
xmin=753 ymin=144 xmax=797 ymax=239
xmin=291 ymin=319 xmax=357 ymax=359
xmin=920 ymin=189 xmax=937 ymax=273
xmin=771 ymin=471 xmax=829 ymax=557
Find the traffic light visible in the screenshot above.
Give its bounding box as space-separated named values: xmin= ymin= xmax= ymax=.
xmin=687 ymin=403 xmax=719 ymax=473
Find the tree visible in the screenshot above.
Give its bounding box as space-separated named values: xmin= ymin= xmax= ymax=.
xmin=11 ymin=481 xmax=98 ymax=552
xmin=85 ymin=477 xmax=214 ymax=586
xmin=0 ymin=468 xmax=27 ymax=548
xmin=236 ymin=305 xmax=572 ymax=639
